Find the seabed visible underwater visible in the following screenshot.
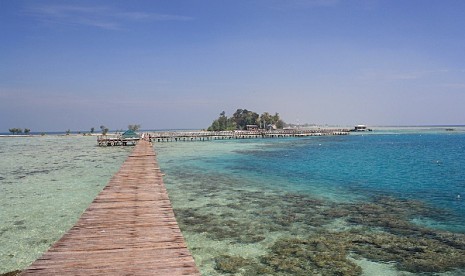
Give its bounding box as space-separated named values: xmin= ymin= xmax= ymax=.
xmin=1 ymin=128 xmax=465 ymax=275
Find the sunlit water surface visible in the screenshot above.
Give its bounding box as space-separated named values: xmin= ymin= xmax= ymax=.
xmin=0 ymin=136 xmax=130 ymax=273
xmin=1 ymin=128 xmax=465 ymax=275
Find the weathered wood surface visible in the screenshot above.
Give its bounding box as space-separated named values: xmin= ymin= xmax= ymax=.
xmin=21 ymin=140 xmax=199 ymax=275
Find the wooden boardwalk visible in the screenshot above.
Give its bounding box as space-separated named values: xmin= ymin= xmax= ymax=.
xmin=149 ymin=129 xmax=350 ymax=142
xmin=21 ymin=140 xmax=200 ymax=275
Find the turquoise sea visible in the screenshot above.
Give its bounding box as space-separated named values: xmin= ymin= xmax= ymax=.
xmin=1 ymin=127 xmax=465 ymax=275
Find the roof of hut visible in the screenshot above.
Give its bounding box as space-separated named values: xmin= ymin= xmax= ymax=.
xmin=122 ymin=130 xmax=139 ymax=138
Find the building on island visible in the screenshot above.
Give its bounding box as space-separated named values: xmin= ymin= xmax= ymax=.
xmin=246 ymin=125 xmax=259 ymax=131
xmin=351 ymin=125 xmax=372 ymax=132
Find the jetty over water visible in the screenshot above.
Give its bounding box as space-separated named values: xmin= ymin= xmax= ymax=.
xmin=97 ymin=135 xmax=139 ymax=146
xmin=96 ymin=129 xmax=349 ymax=146
xmin=21 ymin=139 xmax=200 ymax=275
xmin=149 ymin=129 xmax=349 ymax=142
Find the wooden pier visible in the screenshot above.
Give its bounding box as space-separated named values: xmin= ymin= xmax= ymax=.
xmin=97 ymin=135 xmax=139 ymax=146
xmin=96 ymin=129 xmax=349 ymax=146
xmin=149 ymin=129 xmax=350 ymax=142
xmin=21 ymin=139 xmax=200 ymax=275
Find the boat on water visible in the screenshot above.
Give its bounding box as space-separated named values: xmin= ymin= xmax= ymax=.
xmin=350 ymin=125 xmax=373 ymax=132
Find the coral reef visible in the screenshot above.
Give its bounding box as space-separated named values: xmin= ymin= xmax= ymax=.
xmin=350 ymin=231 xmax=465 ymax=273
xmin=261 ymin=235 xmax=362 ymax=276
xmin=210 ymin=227 xmax=465 ymax=275
xmin=170 ymin=170 xmax=465 ymax=275
xmin=214 ymin=255 xmax=252 ymax=274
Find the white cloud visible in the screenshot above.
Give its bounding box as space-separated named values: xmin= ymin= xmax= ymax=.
xmin=441 ymin=83 xmax=465 ymax=89
xmin=26 ymin=4 xmax=193 ymax=30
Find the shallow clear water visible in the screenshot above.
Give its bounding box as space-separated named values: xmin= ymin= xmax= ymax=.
xmin=159 ymin=132 xmax=465 ymax=231
xmin=156 ymin=129 xmax=465 ymax=275
xmin=0 ymin=136 xmax=131 ymax=273
xmin=1 ymin=129 xmax=465 ymax=275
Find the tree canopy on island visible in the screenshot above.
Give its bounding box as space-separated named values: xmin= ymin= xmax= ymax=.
xmin=207 ymin=109 xmax=285 ymax=131
xmin=100 ymin=125 xmax=109 ymax=135
xmin=8 ymin=128 xmax=31 ymax=135
xmin=9 ymin=128 xmax=23 ymax=135
xmin=128 ymin=124 xmax=141 ymax=131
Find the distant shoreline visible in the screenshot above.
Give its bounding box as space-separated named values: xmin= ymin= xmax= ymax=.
xmin=0 ymin=133 xmax=102 ymax=138
xmin=1 ymin=125 xmax=464 ymax=137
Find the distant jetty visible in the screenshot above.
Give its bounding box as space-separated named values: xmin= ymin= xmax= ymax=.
xmin=97 ymin=136 xmax=140 ymax=146
xmin=97 ymin=129 xmax=350 ymax=146
xmin=97 ymin=129 xmax=140 ymax=146
xmin=148 ymin=129 xmax=350 ymax=143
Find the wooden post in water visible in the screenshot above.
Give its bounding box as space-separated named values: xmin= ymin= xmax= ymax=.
xmin=21 ymin=139 xmax=200 ymax=275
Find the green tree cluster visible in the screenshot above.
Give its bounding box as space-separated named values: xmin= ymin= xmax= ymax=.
xmin=258 ymin=112 xmax=285 ymax=129
xmin=207 ymin=109 xmax=285 ymax=131
xmin=207 ymin=111 xmax=236 ymax=131
xmin=100 ymin=125 xmax=109 ymax=135
xmin=231 ymin=109 xmax=259 ymax=130
xmin=128 ymin=124 xmax=141 ymax=131
xmin=9 ymin=128 xmax=32 ymax=135
xmin=9 ymin=128 xmax=23 ymax=135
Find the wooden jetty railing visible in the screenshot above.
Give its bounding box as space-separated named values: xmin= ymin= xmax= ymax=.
xmin=97 ymin=135 xmax=140 ymax=146
xmin=149 ymin=129 xmax=350 ymax=142
xmin=96 ymin=130 xmax=350 ymax=146
xmin=21 ymin=139 xmax=200 ymax=275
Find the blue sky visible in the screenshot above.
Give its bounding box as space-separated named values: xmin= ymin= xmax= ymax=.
xmin=1 ymin=0 xmax=465 ymax=131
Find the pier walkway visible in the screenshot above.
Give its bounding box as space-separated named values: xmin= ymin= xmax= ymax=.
xmin=21 ymin=140 xmax=199 ymax=275
xmin=149 ymin=129 xmax=350 ymax=142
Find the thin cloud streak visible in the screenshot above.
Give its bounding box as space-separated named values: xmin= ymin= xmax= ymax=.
xmin=441 ymin=83 xmax=465 ymax=89
xmin=358 ymin=69 xmax=450 ymax=81
xmin=26 ymin=4 xmax=193 ymax=30
xmin=265 ymin=0 xmax=340 ymax=10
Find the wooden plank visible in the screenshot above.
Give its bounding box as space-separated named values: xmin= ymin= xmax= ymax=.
xmin=20 ymin=140 xmax=200 ymax=275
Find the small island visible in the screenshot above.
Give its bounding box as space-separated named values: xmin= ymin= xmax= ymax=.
xmin=142 ymin=109 xmax=350 ymax=143
xmin=207 ymin=109 xmax=285 ymax=131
